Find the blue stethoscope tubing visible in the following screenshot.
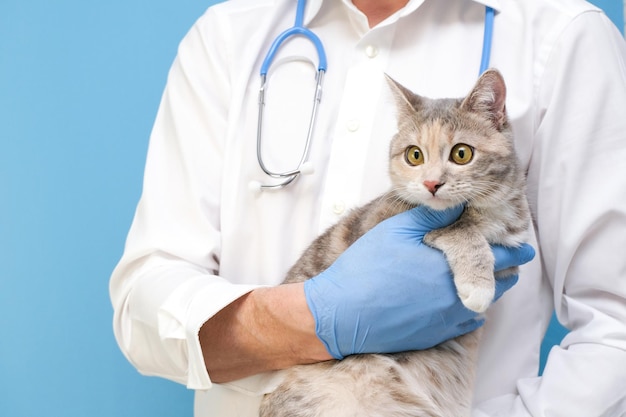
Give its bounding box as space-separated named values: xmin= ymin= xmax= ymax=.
xmin=253 ymin=0 xmax=494 ymax=191
xmin=260 ymin=0 xmax=328 ymax=76
xmin=480 ymin=6 xmax=495 ymax=75
xmin=254 ymin=0 xmax=327 ymax=191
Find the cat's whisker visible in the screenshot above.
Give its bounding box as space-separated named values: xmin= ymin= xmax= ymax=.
xmin=376 ymin=189 xmax=416 ymax=218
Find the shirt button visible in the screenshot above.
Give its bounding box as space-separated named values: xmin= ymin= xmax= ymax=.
xmin=365 ymin=45 xmax=378 ymax=58
xmin=346 ymin=119 xmax=360 ymax=132
xmin=332 ymin=201 xmax=346 ymax=215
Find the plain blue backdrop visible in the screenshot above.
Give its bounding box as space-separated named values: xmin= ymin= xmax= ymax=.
xmin=0 ymin=1 xmax=623 ymax=416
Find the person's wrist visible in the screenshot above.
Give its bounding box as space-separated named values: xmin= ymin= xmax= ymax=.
xmin=250 ymin=284 xmax=333 ymax=365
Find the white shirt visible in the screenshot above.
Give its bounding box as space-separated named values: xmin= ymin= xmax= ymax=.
xmin=109 ymin=0 xmax=626 ymax=415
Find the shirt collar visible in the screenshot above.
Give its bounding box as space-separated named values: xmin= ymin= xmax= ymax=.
xmin=471 ymin=0 xmax=502 ymax=13
xmin=303 ymin=0 xmax=502 ymax=25
xmin=302 ymin=0 xmax=323 ymax=25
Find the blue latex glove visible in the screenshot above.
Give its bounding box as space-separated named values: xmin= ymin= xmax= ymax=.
xmin=303 ymin=205 xmax=535 ymax=359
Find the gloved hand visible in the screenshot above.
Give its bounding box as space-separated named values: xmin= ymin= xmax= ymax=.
xmin=303 ymin=205 xmax=535 ymax=360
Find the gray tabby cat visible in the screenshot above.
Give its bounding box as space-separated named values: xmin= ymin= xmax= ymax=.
xmin=259 ymin=69 xmax=530 ymax=417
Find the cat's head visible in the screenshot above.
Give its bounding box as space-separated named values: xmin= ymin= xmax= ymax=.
xmin=386 ymin=69 xmax=519 ymax=211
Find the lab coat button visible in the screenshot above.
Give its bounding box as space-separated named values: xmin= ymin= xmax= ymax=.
xmin=346 ymin=119 xmax=360 ymax=132
xmin=332 ymin=201 xmax=345 ymax=215
xmin=365 ymin=45 xmax=378 ymax=58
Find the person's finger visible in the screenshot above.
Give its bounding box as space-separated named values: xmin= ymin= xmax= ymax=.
xmin=492 ymin=243 xmax=535 ymax=271
xmin=404 ymin=204 xmax=465 ymax=233
xmin=456 ymin=317 xmax=486 ymax=336
xmin=493 ymin=274 xmax=519 ymax=301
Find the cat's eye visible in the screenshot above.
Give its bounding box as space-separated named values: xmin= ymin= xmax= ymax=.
xmin=405 ymin=146 xmax=424 ymax=166
xmin=450 ymin=144 xmax=474 ymax=165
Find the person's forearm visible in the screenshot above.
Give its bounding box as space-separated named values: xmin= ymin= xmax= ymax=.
xmin=199 ymin=283 xmax=332 ymax=383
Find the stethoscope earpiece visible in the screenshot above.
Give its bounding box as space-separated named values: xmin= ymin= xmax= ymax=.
xmin=249 ymin=161 xmax=315 ymax=195
xmin=300 ymin=161 xmax=314 ymax=176
xmin=248 ymin=180 xmax=263 ymax=196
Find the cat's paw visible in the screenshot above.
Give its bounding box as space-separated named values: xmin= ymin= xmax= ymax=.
xmin=456 ymin=278 xmax=495 ymax=313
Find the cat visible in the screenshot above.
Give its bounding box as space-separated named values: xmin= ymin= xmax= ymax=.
xmin=259 ymin=69 xmax=530 ymax=417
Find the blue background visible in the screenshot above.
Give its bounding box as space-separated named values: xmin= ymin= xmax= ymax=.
xmin=0 ymin=1 xmax=623 ymax=416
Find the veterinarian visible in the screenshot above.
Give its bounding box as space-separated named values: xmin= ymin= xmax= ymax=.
xmin=110 ymin=0 xmax=626 ymax=415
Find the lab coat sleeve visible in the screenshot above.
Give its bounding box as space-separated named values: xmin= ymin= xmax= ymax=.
xmin=475 ymin=11 xmax=626 ymax=417
xmin=109 ymin=9 xmax=260 ymax=389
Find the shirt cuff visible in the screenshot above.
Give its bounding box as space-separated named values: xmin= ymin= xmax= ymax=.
xmin=158 ymin=276 xmax=263 ymax=389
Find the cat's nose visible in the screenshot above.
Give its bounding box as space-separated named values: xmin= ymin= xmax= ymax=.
xmin=423 ymin=180 xmax=444 ymax=195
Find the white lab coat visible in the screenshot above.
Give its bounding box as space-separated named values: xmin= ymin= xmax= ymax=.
xmin=109 ymin=0 xmax=626 ymax=415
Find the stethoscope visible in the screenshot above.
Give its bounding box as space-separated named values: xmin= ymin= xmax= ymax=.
xmin=251 ymin=0 xmax=494 ymax=192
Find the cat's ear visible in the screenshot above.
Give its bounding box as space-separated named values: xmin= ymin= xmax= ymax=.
xmin=385 ymin=74 xmax=424 ymax=117
xmin=461 ymin=69 xmax=507 ymax=130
